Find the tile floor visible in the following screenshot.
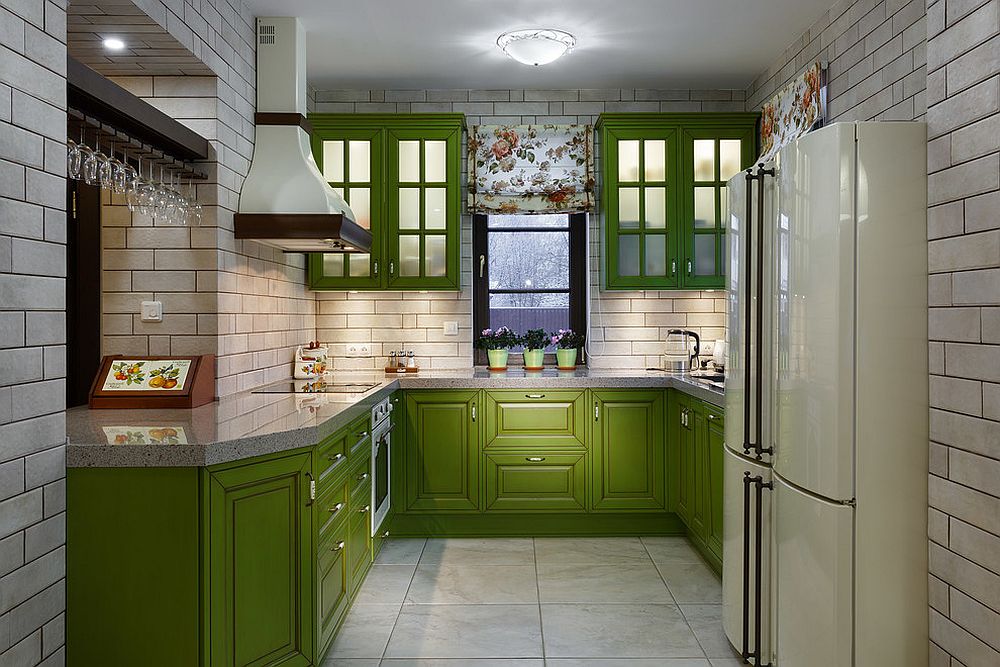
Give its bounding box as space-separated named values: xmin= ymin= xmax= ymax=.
xmin=323 ymin=536 xmax=742 ymax=666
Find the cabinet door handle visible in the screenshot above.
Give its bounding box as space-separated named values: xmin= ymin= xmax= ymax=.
xmin=357 ymin=472 xmax=369 ymax=482
xmin=594 ymin=402 xmax=599 ymax=421
xmin=687 ymin=259 xmax=693 ymax=275
xmin=389 ymin=260 xmax=395 ymax=276
xmin=306 ymin=472 xmax=315 ymax=503
xmin=327 ymin=453 xmax=344 ymax=462
xmin=358 ymin=505 xmax=370 ymax=514
xmin=373 ymin=260 xmax=379 ymax=277
xmin=330 ymin=540 xmax=345 ymax=552
xmin=525 ymin=456 xmax=545 ymax=462
xmin=525 ymin=393 xmax=545 ymax=399
xmin=671 ymin=259 xmax=677 ymax=276
xmin=471 ymin=403 xmax=476 ymax=422
xmin=329 ymin=502 xmax=344 ymax=515
xmin=479 ymin=254 xmax=486 ymax=278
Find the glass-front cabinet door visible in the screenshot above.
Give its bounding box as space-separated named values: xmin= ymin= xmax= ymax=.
xmin=310 ymin=128 xmax=382 ymax=289
xmin=604 ymin=129 xmax=679 ymax=289
xmin=386 ymin=127 xmax=461 ymax=289
xmin=681 ymin=127 xmax=755 ymax=289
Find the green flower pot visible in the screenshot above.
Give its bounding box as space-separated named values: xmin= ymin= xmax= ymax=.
xmin=487 ymin=349 xmax=509 ymax=370
xmin=523 ymin=349 xmax=545 ymax=370
xmin=556 ymin=348 xmax=578 ymax=369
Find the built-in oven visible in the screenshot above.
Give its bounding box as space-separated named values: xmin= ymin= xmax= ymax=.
xmin=370 ymin=397 xmax=392 ymax=536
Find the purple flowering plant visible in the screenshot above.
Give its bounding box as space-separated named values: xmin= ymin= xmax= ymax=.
xmin=550 ymin=328 xmax=585 ymax=349
xmin=475 ymin=326 xmax=519 ymax=350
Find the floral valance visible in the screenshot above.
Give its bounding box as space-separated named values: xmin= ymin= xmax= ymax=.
xmin=758 ymin=62 xmax=827 ymax=164
xmin=468 ymin=124 xmax=595 ymax=214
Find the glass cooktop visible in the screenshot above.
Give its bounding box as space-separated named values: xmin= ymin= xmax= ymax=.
xmin=251 ymin=380 xmax=379 ymax=394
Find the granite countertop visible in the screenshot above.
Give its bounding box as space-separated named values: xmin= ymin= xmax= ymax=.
xmin=66 ymin=368 xmax=724 ymax=468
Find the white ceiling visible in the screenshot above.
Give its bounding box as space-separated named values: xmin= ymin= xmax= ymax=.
xmin=241 ymin=0 xmax=835 ymax=90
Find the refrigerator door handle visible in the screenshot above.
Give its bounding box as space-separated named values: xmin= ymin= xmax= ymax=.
xmin=755 ymin=167 xmax=775 ymax=459
xmin=743 ymin=473 xmax=774 ymax=667
xmin=742 ymin=472 xmax=752 ymax=662
xmin=743 ymin=170 xmax=755 ymax=456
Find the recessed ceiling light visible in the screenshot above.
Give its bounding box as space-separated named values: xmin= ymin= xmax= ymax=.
xmin=497 ymin=29 xmax=576 ymax=66
xmin=103 ymin=38 xmax=126 ymax=50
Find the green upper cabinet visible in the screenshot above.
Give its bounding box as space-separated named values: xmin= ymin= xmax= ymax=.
xmin=308 ymin=114 xmax=464 ymax=291
xmin=598 ymin=113 xmax=758 ymax=290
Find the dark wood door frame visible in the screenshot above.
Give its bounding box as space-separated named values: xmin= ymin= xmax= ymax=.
xmin=66 ymin=180 xmax=103 ymax=408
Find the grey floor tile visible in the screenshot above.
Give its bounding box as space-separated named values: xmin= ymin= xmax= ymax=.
xmin=540 ymin=603 xmax=704 ymax=658
xmin=546 ymin=660 xmax=711 ymax=666
xmin=656 ymin=561 xmax=722 ymax=604
xmin=640 ymin=536 xmax=703 ymax=565
xmin=405 ymin=564 xmax=538 ymax=604
xmin=382 ymin=660 xmax=544 ymax=666
xmin=537 ymin=561 xmax=672 ymax=604
xmin=385 ymin=604 xmax=542 ymax=658
xmin=420 ymin=538 xmax=535 ymax=565
xmin=354 ymin=564 xmax=417 ymax=604
xmin=680 ymin=605 xmax=739 ymax=658
xmin=709 ymin=659 xmax=745 ymax=667
xmin=326 ymin=603 xmax=401 ymax=659
xmin=321 ymin=659 xmax=381 ymax=666
xmin=377 ymin=538 xmax=428 ymax=564
xmin=533 ymin=537 xmax=651 ymax=565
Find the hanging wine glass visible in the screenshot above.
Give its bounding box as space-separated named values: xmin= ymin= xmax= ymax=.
xmin=80 ymin=130 xmax=97 ymax=185
xmin=137 ymin=160 xmax=157 ymax=218
xmin=125 ymin=156 xmax=141 ymax=213
xmin=98 ymin=138 xmax=114 ymax=191
xmin=67 ymin=138 xmax=81 ymax=180
xmin=112 ymin=143 xmax=129 ymax=196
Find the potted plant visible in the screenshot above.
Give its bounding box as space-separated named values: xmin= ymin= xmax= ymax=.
xmin=520 ymin=328 xmax=551 ymax=370
xmin=476 ymin=327 xmax=518 ymax=370
xmin=551 ymin=328 xmax=586 ymax=370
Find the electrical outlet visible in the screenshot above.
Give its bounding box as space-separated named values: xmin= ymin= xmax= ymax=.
xmin=140 ymin=300 xmax=163 ymax=323
xmin=346 ymin=343 xmax=371 ymax=357
xmin=443 ymin=321 xmax=459 ymax=336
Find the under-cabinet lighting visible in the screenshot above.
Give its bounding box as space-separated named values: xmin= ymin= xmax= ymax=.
xmin=103 ymin=38 xmax=126 ymax=50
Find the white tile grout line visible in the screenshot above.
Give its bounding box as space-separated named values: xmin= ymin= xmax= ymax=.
xmin=379 ymin=537 xmax=428 ymax=662
xmin=642 ymin=534 xmax=710 ymax=660
xmin=533 ymin=536 xmax=546 ymax=662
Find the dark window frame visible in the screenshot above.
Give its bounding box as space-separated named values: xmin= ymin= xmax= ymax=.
xmin=473 ymin=212 xmax=588 ymax=366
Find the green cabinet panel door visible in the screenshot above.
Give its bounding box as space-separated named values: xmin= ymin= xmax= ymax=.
xmin=404 ymin=389 xmax=481 ymax=512
xmin=706 ymin=404 xmax=726 ymax=562
xmin=485 ymin=452 xmax=587 ymax=512
xmin=484 ymin=389 xmax=587 ymax=450
xmin=672 ymin=394 xmax=693 ymax=524
xmin=317 ymin=523 xmax=350 ymax=656
xmin=206 ymin=451 xmax=314 ymax=667
xmin=688 ymin=403 xmax=709 ymax=543
xmin=591 ymin=389 xmax=666 ymax=511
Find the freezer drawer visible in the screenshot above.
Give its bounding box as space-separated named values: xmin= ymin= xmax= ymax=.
xmin=773 ymin=473 xmax=853 ymax=667
xmin=722 ymin=447 xmax=772 ymax=664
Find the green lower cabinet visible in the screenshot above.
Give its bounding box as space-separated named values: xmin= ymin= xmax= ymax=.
xmin=705 ymin=403 xmax=726 ymax=562
xmin=206 ymin=451 xmax=314 ymax=667
xmin=317 ymin=523 xmax=350 ymax=656
xmin=591 ymin=389 xmax=666 ymax=511
xmin=403 ymin=389 xmax=481 ymax=512
xmin=484 ymin=389 xmax=587 ymax=450
xmin=485 ymin=451 xmax=587 ymax=512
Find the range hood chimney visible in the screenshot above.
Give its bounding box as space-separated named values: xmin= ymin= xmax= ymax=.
xmin=235 ymin=17 xmax=371 ymax=253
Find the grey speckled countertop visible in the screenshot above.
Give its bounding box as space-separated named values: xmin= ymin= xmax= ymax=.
xmin=66 ymin=368 xmax=724 ymax=468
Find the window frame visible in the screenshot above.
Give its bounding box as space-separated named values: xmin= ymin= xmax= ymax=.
xmin=472 ymin=212 xmax=588 ymax=366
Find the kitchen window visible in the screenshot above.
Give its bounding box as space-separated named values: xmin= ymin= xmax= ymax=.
xmin=473 ymin=213 xmax=587 ymax=365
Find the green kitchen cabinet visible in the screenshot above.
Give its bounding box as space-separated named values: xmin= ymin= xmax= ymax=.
xmin=316 ymin=512 xmax=350 ymax=657
xmin=484 ymin=389 xmax=587 ymax=450
xmin=403 ymin=389 xmax=481 ymax=512
xmin=308 ymin=114 xmax=464 ymax=291
xmin=673 ymin=393 xmax=694 ymax=525
xmin=591 ymin=389 xmax=666 ymax=511
xmin=705 ymin=402 xmax=726 ymax=562
xmin=205 ymin=451 xmax=314 ymax=667
xmin=597 ymin=113 xmax=758 ymax=290
xmin=485 ymin=451 xmax=587 ymax=512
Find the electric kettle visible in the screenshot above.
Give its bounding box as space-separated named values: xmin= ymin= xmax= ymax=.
xmin=662 ymin=329 xmax=700 ymax=373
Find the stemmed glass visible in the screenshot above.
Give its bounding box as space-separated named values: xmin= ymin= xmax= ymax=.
xmin=67 ymin=139 xmax=82 ymax=179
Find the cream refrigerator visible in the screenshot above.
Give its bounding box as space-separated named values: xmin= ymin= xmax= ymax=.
xmin=722 ymin=121 xmax=929 ymax=666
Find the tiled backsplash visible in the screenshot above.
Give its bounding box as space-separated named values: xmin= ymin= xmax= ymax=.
xmin=311 ymin=88 xmax=736 ymax=371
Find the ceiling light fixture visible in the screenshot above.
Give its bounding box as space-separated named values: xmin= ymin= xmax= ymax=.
xmin=103 ymin=38 xmax=126 ymax=50
xmin=497 ymin=29 xmax=576 ymax=66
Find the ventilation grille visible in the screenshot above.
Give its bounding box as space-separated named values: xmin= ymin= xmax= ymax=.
xmin=258 ymin=24 xmax=276 ymax=46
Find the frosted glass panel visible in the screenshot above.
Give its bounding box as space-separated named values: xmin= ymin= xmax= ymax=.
xmin=694 ymin=139 xmax=715 ymax=181
xmin=424 ymin=140 xmax=447 ymax=182
xmin=424 ymin=188 xmax=446 ymax=229
xmin=399 ymin=141 xmax=420 ymax=182
xmin=695 ymin=235 xmax=716 ymax=275
xmin=322 ymin=253 xmax=344 ymax=276
xmin=425 ymin=235 xmax=447 ymax=276
xmin=721 ymin=186 xmax=729 ymax=228
xmin=720 ymin=139 xmax=742 ymax=181
xmin=644 ymin=187 xmax=666 ymax=229
xmin=618 ymin=187 xmax=640 ymax=229
xmin=347 ymin=187 xmax=370 ymax=229
xmin=644 ymin=140 xmax=666 ymax=181
xmin=333 ymin=186 xmax=345 ymax=197
xmin=694 ymin=187 xmax=716 ymax=228
xmin=348 ymin=140 xmax=370 ymax=182
xmin=645 ymin=234 xmax=667 ymax=276
xmin=349 ymin=253 xmax=370 ymax=277
xmin=323 ymin=141 xmax=344 ymax=182
xmin=399 ymin=188 xmax=420 ymax=229
xmin=399 ymin=236 xmax=420 ymax=276
xmin=618 ymin=140 xmax=640 ymax=181
xmin=618 ymin=235 xmax=640 ymax=277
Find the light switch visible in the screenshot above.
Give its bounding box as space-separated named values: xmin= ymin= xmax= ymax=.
xmin=140 ymin=300 xmax=163 ymax=322
xmin=443 ymin=321 xmax=459 ymax=336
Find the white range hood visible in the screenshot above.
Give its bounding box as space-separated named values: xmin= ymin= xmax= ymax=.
xmin=235 ymin=17 xmax=371 ymax=253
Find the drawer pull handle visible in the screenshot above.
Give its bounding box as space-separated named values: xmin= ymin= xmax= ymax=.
xmin=525 ymin=394 xmax=546 ymax=399
xmin=526 ymin=456 xmax=546 ymax=462
xmin=329 ymin=502 xmax=344 ymax=514
xmin=330 ymin=540 xmax=345 ymax=552
xmin=327 ymin=453 xmax=344 ymax=462
xmin=358 ymin=505 xmax=370 ymax=514
xmin=357 ymin=472 xmax=369 ymax=482
xmin=356 ymin=430 xmax=369 ymax=439
xmin=382 ymin=530 xmax=390 ymax=538
xmin=708 ymin=414 xmax=716 ymax=420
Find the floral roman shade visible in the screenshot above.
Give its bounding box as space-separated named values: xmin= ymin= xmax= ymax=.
xmin=468 ymin=124 xmax=595 ymax=214
xmin=757 ymin=62 xmax=827 ymax=164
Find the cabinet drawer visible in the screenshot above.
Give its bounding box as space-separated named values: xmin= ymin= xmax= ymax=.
xmin=317 ymin=432 xmax=348 ymax=483
xmin=348 ymin=511 xmax=372 ymax=590
xmin=349 ymin=454 xmax=371 ymax=503
xmin=347 ymin=416 xmax=372 ymax=458
xmin=317 ymin=527 xmax=350 ymax=652
xmin=485 ymin=452 xmax=587 ymax=512
xmin=485 ymin=390 xmax=587 ymax=450
xmin=317 ymin=478 xmax=349 ymax=540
